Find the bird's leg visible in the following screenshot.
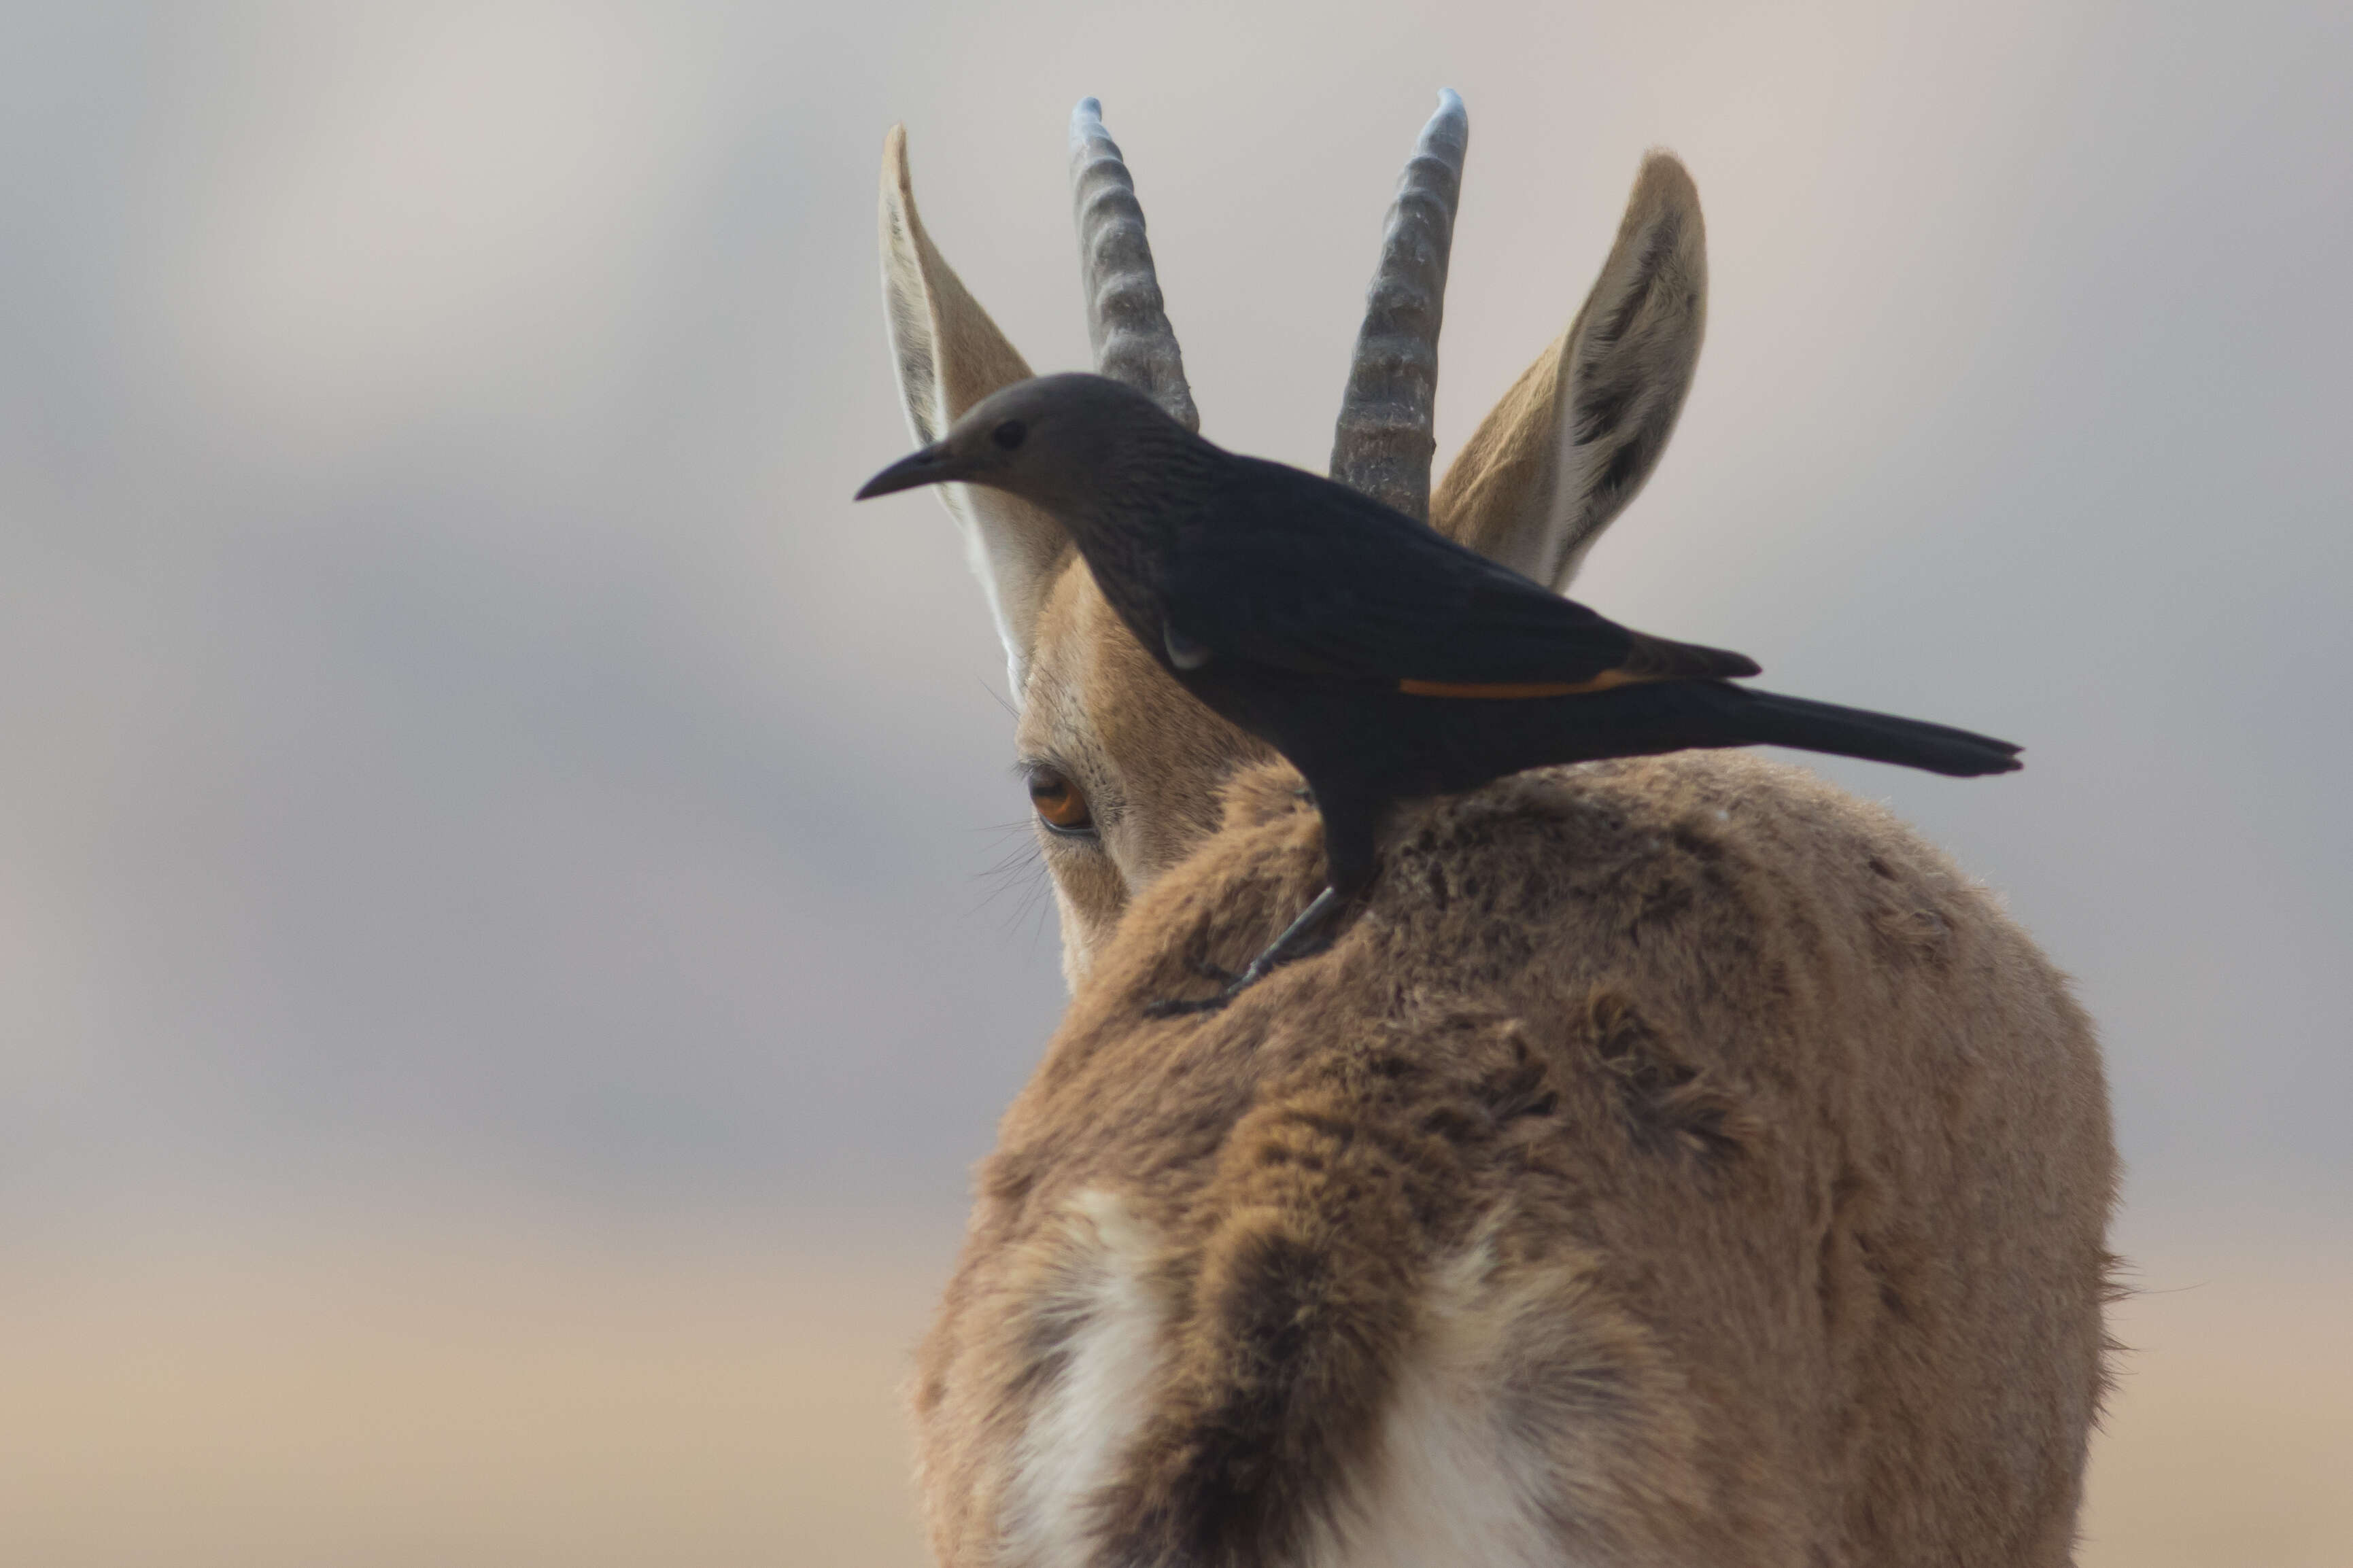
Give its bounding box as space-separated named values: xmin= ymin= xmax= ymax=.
xmin=1143 ymin=793 xmax=1378 ymax=1018
xmin=1144 ymin=887 xmax=1350 ymax=1018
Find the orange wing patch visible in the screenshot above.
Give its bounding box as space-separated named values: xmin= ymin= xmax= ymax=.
xmin=1397 ymin=668 xmax=1649 ymax=699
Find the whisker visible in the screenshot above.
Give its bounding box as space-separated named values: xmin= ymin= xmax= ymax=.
xmin=975 ymin=674 xmax=1019 ymax=720
xmin=970 ymin=817 xmax=1050 ymax=931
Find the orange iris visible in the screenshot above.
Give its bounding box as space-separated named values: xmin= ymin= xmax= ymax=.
xmin=1029 ymin=773 xmax=1094 ymax=832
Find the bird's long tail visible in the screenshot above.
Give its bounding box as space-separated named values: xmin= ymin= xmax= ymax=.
xmin=1687 ymin=683 xmax=2022 ymax=777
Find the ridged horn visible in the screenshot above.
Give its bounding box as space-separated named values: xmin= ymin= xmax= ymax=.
xmin=1069 ymin=98 xmax=1199 ymax=432
xmin=1330 ymin=88 xmax=1469 ymax=521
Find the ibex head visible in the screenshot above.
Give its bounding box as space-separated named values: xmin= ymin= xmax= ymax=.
xmin=875 ymin=93 xmax=1706 ymax=985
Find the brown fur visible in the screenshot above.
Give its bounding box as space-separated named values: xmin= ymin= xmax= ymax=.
xmin=875 ymin=112 xmax=2117 ymax=1567
xmin=914 ymin=757 xmax=2114 ymax=1567
xmin=1016 ymin=570 xmax=1270 ymax=986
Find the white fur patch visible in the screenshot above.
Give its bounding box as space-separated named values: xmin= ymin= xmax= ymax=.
xmin=1308 ymin=1232 xmax=1598 ymax=1568
xmin=1000 ymin=1208 xmax=1607 ymax=1568
xmin=999 ymin=1190 xmax=1164 ymax=1568
xmin=1316 ymin=1357 xmax=1570 ymax=1568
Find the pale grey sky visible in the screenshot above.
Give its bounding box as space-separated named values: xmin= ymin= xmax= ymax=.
xmin=3 ymin=1 xmax=2347 ymax=1254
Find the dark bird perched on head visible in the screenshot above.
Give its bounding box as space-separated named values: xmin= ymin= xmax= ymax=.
xmin=858 ymin=371 xmax=2021 ymax=1012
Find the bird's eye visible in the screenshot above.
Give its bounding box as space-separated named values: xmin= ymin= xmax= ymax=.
xmin=1027 ymin=769 xmax=1094 ymax=835
xmin=992 ymin=419 xmax=1028 ymax=451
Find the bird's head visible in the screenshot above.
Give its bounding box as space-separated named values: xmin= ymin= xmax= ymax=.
xmin=855 ymin=372 xmax=1196 ymax=517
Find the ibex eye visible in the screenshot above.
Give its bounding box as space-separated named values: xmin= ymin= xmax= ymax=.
xmin=992 ymin=419 xmax=1028 ymax=451
xmin=1027 ymin=769 xmax=1095 ymax=835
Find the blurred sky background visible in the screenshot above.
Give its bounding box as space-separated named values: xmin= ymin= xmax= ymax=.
xmin=3 ymin=3 xmax=2348 ymax=1564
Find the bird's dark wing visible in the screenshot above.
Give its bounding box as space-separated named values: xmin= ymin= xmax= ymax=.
xmin=1165 ymin=457 xmax=1757 ymax=690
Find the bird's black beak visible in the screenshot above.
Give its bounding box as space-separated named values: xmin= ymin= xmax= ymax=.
xmin=855 ymin=441 xmax=967 ymax=500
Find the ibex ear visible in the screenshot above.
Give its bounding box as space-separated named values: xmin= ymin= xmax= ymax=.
xmin=878 ymin=124 xmax=1073 ymax=690
xmin=1431 ymin=152 xmax=1706 ymax=591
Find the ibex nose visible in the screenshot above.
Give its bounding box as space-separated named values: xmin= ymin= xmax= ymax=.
xmin=855 ymin=440 xmax=963 ymax=500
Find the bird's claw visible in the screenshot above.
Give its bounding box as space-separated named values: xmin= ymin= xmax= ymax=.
xmin=1143 ymin=990 xmax=1236 ymax=1019
xmin=1144 ymin=954 xmax=1246 ymax=1017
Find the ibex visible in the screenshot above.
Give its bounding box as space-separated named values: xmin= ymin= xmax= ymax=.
xmin=873 ymin=92 xmax=2116 ymax=1567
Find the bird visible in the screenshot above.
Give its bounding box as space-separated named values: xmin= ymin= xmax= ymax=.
xmin=857 ymin=372 xmax=2021 ymax=1013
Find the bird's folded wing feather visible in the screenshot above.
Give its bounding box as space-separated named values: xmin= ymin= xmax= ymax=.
xmin=1165 ymin=458 xmax=1755 ymax=689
